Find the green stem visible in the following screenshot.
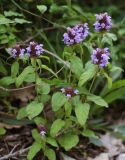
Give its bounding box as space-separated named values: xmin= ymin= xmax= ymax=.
xmin=89 ymin=67 xmax=99 ymax=93
xmin=44 ymin=49 xmax=70 ymax=68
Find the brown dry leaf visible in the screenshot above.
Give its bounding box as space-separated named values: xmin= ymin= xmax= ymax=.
xmin=10 ymin=86 xmax=35 ymax=103
xmin=0 ymin=122 xmax=21 ymax=129
xmin=100 ymin=133 xmax=125 ymax=157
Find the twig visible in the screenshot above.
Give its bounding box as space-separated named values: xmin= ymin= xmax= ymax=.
xmin=0 ymin=84 xmax=35 ymax=92
xmin=44 ymin=49 xmax=70 ymax=68
xmin=0 ymin=147 xmax=30 ymax=160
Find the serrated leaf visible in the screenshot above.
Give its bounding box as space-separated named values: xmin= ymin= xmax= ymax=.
xmin=75 ymin=103 xmax=90 ymax=126
xmin=27 ymin=142 xmax=42 ymax=160
xmin=58 ymin=133 xmax=79 ymax=151
xmin=36 ymin=78 xmax=50 ymax=95
xmin=70 ymin=56 xmax=84 ymax=78
xmin=52 ymin=92 xmax=67 ymax=111
xmin=11 ymin=61 xmax=19 ymax=77
xmin=37 ymin=5 xmax=47 ymax=14
xmin=26 ymin=101 xmax=44 ymax=119
xmin=78 ymin=63 xmax=98 ymax=87
xmin=87 ymin=95 xmax=108 ymax=107
xmin=16 ymin=66 xmax=35 ymax=87
xmin=50 ymin=119 xmax=65 ymax=137
xmin=45 ymin=148 xmax=56 ymax=160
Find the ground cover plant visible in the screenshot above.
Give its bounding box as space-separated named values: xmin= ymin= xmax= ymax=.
xmin=1 ymin=1 xmax=125 ymax=160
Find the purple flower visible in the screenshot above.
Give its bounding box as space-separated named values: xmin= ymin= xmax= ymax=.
xmin=91 ymin=48 xmax=110 ymax=68
xmin=37 ymin=125 xmax=46 ymax=136
xmin=61 ymin=86 xmax=79 ymax=99
xmin=8 ymin=45 xmax=25 ymax=58
xmin=94 ymin=12 xmax=112 ymax=31
xmin=26 ymin=41 xmax=43 ymax=57
xmin=63 ymin=23 xmax=89 ymax=45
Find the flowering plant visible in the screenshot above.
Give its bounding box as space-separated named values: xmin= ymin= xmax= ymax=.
xmin=0 ymin=11 xmax=124 ymax=160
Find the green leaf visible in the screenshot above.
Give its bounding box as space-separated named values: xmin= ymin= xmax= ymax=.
xmin=0 ymin=17 xmax=14 ymax=24
xmin=58 ymin=133 xmax=79 ymax=151
xmin=17 ymin=107 xmax=27 ymax=119
xmin=50 ymin=119 xmax=65 ymax=137
xmin=0 ymin=60 xmax=7 ymax=75
xmin=0 ymin=76 xmax=15 ymax=86
xmin=27 ymin=142 xmax=42 ymax=160
xmin=47 ymin=137 xmax=58 ymax=147
xmin=87 ymin=95 xmax=108 ymax=107
xmin=70 ymin=56 xmax=84 ymax=78
xmin=37 ymin=95 xmax=51 ymax=105
xmin=0 ymin=127 xmax=6 ymax=135
xmin=11 ymin=61 xmax=19 ymax=77
xmin=37 ymin=5 xmax=47 ymax=14
xmin=82 ymin=129 xmax=98 ymax=139
xmin=14 ymin=18 xmax=31 ymax=24
xmin=36 ymin=78 xmax=50 ymax=95
xmin=102 ymin=69 xmax=112 ymax=89
xmin=78 ymin=63 xmax=98 ymax=87
xmin=52 ymin=92 xmax=67 ymax=111
xmin=104 ymin=86 xmax=125 ymax=104
xmin=45 ymin=148 xmax=56 ymax=160
xmin=75 ymin=103 xmax=90 ymax=126
xmin=42 ymin=64 xmax=57 ymax=78
xmin=106 ymin=33 xmax=117 ymax=41
xmin=64 ymin=102 xmax=72 ymax=117
xmin=106 ymin=79 xmax=125 ymax=95
xmin=32 ymin=129 xmax=42 ymax=142
xmin=16 ymin=66 xmax=35 ymax=87
xmin=26 ymin=101 xmax=44 ymax=119
xmin=4 ymin=11 xmax=23 ymax=17
xmin=34 ymin=117 xmax=46 ymax=125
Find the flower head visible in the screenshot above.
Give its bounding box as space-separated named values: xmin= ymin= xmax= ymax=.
xmin=26 ymin=41 xmax=43 ymax=57
xmin=8 ymin=45 xmax=25 ymax=58
xmin=61 ymin=86 xmax=79 ymax=99
xmin=94 ymin=12 xmax=112 ymax=31
xmin=37 ymin=125 xmax=46 ymax=136
xmin=91 ymin=48 xmax=110 ymax=68
xmin=63 ymin=23 xmax=89 ymax=45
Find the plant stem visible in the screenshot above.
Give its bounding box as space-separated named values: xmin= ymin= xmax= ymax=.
xmin=89 ymin=67 xmax=99 ymax=93
xmin=44 ymin=49 xmax=70 ymax=68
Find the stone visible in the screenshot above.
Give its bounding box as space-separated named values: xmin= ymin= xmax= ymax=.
xmin=117 ymin=154 xmax=125 ymax=160
xmin=88 ymin=153 xmax=109 ymax=160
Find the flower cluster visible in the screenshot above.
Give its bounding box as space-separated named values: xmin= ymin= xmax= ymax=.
xmin=94 ymin=12 xmax=112 ymax=31
xmin=8 ymin=41 xmax=43 ymax=58
xmin=37 ymin=125 xmax=46 ymax=136
xmin=61 ymin=86 xmax=79 ymax=99
xmin=91 ymin=48 xmax=110 ymax=68
xmin=8 ymin=45 xmax=25 ymax=58
xmin=63 ymin=23 xmax=89 ymax=45
xmin=26 ymin=41 xmax=43 ymax=57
